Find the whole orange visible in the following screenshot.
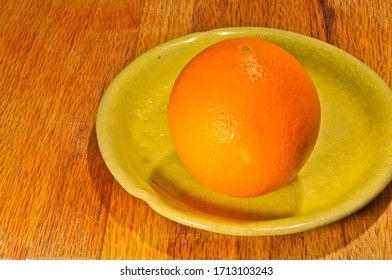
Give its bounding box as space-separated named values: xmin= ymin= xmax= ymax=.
xmin=168 ymin=38 xmax=320 ymax=197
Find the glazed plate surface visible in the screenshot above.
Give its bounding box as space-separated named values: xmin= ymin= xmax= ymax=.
xmin=96 ymin=27 xmax=392 ymax=236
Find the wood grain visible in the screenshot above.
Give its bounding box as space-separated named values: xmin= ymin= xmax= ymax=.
xmin=0 ymin=0 xmax=391 ymax=260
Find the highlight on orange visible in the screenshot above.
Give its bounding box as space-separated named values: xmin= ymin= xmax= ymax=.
xmin=168 ymin=38 xmax=321 ymax=197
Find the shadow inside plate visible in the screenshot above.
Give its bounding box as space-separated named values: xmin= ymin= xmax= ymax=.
xmin=147 ymin=151 xmax=304 ymax=222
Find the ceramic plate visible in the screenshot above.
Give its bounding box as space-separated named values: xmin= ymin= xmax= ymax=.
xmin=96 ymin=27 xmax=392 ymax=236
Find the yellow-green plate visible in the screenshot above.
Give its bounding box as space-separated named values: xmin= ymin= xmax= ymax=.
xmin=96 ymin=27 xmax=392 ymax=236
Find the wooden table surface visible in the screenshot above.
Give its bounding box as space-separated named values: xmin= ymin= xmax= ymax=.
xmin=1 ymin=0 xmax=391 ymax=260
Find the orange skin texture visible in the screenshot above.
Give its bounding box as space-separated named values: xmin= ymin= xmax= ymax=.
xmin=168 ymin=38 xmax=321 ymax=197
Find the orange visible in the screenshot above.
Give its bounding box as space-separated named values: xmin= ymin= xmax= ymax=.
xmin=168 ymin=38 xmax=320 ymax=197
